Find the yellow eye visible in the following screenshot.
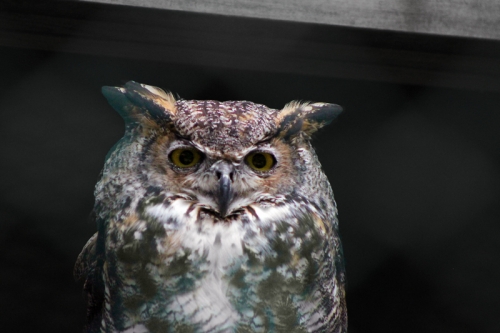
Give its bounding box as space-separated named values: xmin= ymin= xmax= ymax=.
xmin=246 ymin=152 xmax=276 ymax=172
xmin=169 ymin=148 xmax=202 ymax=168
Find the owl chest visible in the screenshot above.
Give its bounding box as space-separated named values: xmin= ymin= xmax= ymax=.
xmin=110 ymin=202 xmax=330 ymax=331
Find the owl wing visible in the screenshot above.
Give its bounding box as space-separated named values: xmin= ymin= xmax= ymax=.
xmin=327 ymin=215 xmax=348 ymax=331
xmin=74 ymin=232 xmax=98 ymax=282
xmin=74 ymin=230 xmax=105 ymax=332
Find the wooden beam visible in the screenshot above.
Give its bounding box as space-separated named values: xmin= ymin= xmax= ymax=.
xmin=81 ymin=0 xmax=500 ymax=40
xmin=1 ymin=1 xmax=500 ymax=91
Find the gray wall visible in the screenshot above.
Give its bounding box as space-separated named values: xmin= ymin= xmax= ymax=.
xmin=83 ymin=0 xmax=500 ymax=39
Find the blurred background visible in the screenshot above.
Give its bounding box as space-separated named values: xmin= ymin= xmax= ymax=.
xmin=1 ymin=1 xmax=499 ymax=332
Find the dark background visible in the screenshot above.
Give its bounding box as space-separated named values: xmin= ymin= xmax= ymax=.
xmin=1 ymin=2 xmax=499 ymax=332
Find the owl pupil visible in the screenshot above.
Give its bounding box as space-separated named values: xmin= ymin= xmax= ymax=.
xmin=179 ymin=150 xmax=194 ymax=165
xmin=252 ymin=154 xmax=267 ymax=168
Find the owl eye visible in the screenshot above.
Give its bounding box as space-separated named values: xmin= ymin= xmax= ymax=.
xmin=169 ymin=148 xmax=202 ymax=168
xmin=245 ymin=152 xmax=276 ymax=172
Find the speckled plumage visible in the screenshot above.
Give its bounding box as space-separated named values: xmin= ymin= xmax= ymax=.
xmin=75 ymin=81 xmax=346 ymax=333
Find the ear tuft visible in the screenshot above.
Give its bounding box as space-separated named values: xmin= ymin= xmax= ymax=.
xmin=102 ymin=81 xmax=176 ymax=128
xmin=276 ymin=101 xmax=343 ymax=138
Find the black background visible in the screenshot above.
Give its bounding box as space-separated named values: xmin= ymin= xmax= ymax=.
xmin=1 ymin=3 xmax=499 ymax=333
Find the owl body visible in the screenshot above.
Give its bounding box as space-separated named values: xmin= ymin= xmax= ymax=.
xmin=75 ymin=82 xmax=346 ymax=333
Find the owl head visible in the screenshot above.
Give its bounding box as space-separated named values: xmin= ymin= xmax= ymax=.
xmin=99 ymin=81 xmax=342 ymax=220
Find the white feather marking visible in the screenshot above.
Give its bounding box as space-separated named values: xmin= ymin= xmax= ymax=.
xmin=145 ymin=200 xmax=192 ymax=227
xmin=141 ymin=84 xmax=174 ymax=102
xmin=250 ymin=203 xmax=297 ymax=225
xmin=117 ymin=324 xmax=149 ymax=333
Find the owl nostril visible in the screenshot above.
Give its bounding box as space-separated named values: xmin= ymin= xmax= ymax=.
xmin=213 ymin=162 xmax=235 ymax=182
xmin=216 ymin=171 xmax=233 ymax=181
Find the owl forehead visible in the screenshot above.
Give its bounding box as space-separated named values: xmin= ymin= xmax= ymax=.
xmin=173 ymin=100 xmax=279 ymax=154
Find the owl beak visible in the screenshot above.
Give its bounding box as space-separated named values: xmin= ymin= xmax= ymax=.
xmin=214 ymin=162 xmax=235 ymax=217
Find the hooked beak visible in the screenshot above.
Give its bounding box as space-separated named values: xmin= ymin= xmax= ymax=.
xmin=214 ymin=161 xmax=235 ymax=217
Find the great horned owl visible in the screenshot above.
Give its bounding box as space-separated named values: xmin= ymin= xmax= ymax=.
xmin=75 ymin=81 xmax=346 ymax=333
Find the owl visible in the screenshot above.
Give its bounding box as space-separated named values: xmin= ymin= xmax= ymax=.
xmin=74 ymin=81 xmax=346 ymax=333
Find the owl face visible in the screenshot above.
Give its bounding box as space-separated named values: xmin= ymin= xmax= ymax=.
xmin=156 ymin=134 xmax=295 ymax=219
xmin=150 ymin=109 xmax=298 ymax=219
xmin=102 ymin=82 xmax=342 ymax=221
